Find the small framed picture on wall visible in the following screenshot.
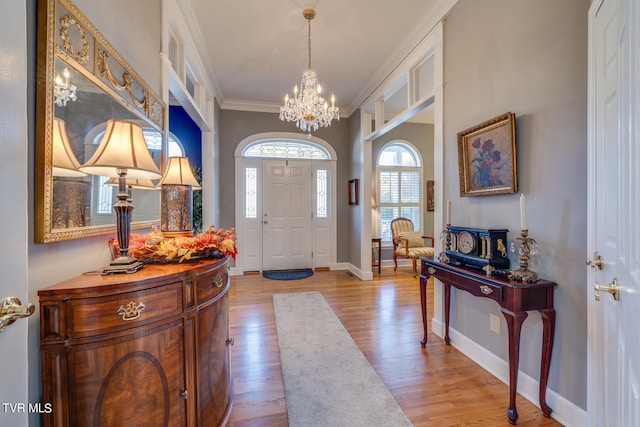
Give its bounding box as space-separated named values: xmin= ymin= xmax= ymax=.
xmin=348 ymin=179 xmax=359 ymax=205
xmin=426 ymin=180 xmax=434 ymax=211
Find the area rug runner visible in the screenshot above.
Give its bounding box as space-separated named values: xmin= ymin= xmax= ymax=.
xmin=263 ymin=269 xmax=313 ymax=280
xmin=273 ymin=291 xmax=413 ymax=427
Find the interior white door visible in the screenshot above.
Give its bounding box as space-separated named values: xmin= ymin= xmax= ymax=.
xmin=262 ymin=159 xmax=312 ymax=270
xmin=588 ymin=0 xmax=640 ymax=425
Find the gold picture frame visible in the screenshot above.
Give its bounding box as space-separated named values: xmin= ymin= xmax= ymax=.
xmin=457 ymin=112 xmax=517 ymax=197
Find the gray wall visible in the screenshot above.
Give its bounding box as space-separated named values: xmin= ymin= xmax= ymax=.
xmin=372 ymin=122 xmax=435 ymax=261
xmin=218 ymin=110 xmax=352 ymax=262
xmin=443 ymin=0 xmax=588 ymax=408
xmin=27 ymin=0 xmax=162 ymax=421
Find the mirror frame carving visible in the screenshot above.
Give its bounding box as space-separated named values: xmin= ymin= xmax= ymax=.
xmin=35 ymin=0 xmax=166 ymax=243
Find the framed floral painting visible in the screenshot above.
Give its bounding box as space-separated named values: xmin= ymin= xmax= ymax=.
xmin=457 ymin=112 xmax=517 ymax=196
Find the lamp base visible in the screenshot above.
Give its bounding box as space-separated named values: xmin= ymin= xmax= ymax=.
xmin=102 ymin=256 xmax=145 ymax=275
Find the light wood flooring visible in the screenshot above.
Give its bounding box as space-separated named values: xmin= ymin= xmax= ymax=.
xmin=227 ymin=267 xmax=563 ymax=427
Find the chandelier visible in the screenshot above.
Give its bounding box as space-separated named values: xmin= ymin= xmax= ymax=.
xmin=54 ymin=67 xmax=77 ymax=107
xmin=280 ymin=8 xmax=339 ymax=134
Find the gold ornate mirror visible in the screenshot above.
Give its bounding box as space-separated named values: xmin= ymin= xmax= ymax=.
xmin=35 ymin=0 xmax=165 ymax=243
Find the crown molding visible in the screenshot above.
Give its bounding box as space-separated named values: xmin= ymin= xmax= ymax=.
xmin=221 ymin=99 xmax=352 ymax=118
xmin=172 ymin=0 xmax=221 ymax=101
xmin=349 ymin=0 xmax=458 ymax=113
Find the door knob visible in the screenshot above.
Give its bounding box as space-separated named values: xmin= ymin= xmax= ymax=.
xmin=586 ymin=252 xmax=604 ymax=270
xmin=594 ymin=277 xmax=619 ymax=301
xmin=263 ymin=220 xmax=269 ymax=224
xmin=0 ymin=297 xmax=35 ymax=333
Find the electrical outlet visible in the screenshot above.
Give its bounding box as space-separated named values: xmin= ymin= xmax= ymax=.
xmin=490 ymin=314 xmax=501 ymax=334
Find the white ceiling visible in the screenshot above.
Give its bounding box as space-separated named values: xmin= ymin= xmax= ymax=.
xmin=184 ymin=0 xmax=440 ymax=118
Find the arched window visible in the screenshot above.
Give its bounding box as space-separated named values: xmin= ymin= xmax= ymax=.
xmin=376 ymin=141 xmax=423 ymax=242
xmin=243 ymin=139 xmax=330 ymax=159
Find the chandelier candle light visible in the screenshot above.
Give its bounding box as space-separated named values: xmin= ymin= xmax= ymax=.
xmin=54 ymin=67 xmax=77 ymax=107
xmin=280 ymin=8 xmax=339 ymax=135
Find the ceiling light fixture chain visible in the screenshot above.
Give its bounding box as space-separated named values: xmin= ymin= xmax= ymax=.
xmin=280 ymin=8 xmax=339 ymax=135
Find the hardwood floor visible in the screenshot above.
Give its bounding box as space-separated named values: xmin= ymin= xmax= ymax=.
xmin=227 ymin=267 xmax=563 ymax=427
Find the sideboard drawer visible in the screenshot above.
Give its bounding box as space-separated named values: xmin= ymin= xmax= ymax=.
xmin=68 ymin=281 xmax=183 ymax=338
xmin=195 ymin=267 xmax=228 ymax=304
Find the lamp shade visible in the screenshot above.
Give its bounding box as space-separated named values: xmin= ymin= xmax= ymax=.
xmin=106 ymin=177 xmax=158 ymax=190
xmin=79 ymin=119 xmax=162 ymax=180
xmin=158 ymin=156 xmax=201 ymax=189
xmin=52 ymin=118 xmax=86 ymax=177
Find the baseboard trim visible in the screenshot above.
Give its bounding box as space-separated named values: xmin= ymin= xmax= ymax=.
xmin=430 ymin=323 xmax=586 ymax=426
xmin=330 ymin=262 xmax=350 ymax=271
xmin=347 ymin=263 xmax=373 ymax=280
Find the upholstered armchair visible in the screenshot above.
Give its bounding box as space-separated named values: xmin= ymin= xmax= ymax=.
xmin=390 ymin=217 xmax=435 ymax=277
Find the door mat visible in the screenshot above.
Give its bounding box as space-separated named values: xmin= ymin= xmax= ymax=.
xmin=263 ymin=269 xmax=313 ymax=280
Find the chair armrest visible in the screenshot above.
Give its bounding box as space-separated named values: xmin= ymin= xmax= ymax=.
xmin=422 ymin=236 xmax=435 ymax=247
xmin=394 ymin=236 xmax=410 ymax=255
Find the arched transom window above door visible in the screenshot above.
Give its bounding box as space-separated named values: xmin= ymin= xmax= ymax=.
xmin=242 ymin=139 xmax=330 ymax=160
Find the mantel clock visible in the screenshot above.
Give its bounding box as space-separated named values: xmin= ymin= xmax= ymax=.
xmin=445 ymin=226 xmax=510 ymax=270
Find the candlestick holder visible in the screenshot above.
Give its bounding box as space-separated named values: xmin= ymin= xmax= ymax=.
xmin=438 ymin=224 xmax=451 ymax=263
xmin=508 ymin=229 xmax=539 ymax=282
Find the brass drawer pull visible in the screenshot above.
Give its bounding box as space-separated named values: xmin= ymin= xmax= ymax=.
xmin=213 ymin=277 xmax=224 ymax=288
xmin=116 ymin=301 xmax=146 ymax=321
xmin=480 ymin=285 xmax=493 ymax=295
xmin=427 ymin=267 xmax=436 ymax=275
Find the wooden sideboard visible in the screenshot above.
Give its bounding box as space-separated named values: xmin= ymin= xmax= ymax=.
xmin=38 ymin=257 xmax=233 ymax=427
xmin=419 ymin=256 xmax=556 ymax=425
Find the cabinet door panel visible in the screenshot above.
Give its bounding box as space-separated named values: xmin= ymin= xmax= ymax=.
xmin=70 ymin=322 xmax=186 ymax=427
xmin=196 ymin=293 xmax=231 ymax=423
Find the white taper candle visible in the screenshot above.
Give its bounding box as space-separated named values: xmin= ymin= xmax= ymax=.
xmin=520 ymin=194 xmax=527 ymax=230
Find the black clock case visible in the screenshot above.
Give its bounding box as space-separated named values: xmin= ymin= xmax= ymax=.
xmin=446 ymin=226 xmax=510 ymax=270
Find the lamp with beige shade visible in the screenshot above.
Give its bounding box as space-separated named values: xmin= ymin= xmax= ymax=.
xmin=157 ymin=156 xmax=201 ymax=237
xmin=79 ymin=119 xmax=162 ymax=274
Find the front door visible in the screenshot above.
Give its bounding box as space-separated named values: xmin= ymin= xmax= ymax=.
xmin=262 ymin=159 xmax=312 ymax=270
xmin=588 ymin=0 xmax=640 ymax=424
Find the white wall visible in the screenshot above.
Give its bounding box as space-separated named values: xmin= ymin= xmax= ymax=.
xmin=443 ymin=0 xmax=588 ymax=411
xmin=27 ymin=1 xmax=162 ymax=423
xmin=0 ymin=1 xmax=30 ymax=425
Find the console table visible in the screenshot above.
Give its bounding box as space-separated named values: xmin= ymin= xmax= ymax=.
xmin=419 ymin=256 xmax=556 ymax=424
xmin=39 ymin=257 xmax=233 ymax=427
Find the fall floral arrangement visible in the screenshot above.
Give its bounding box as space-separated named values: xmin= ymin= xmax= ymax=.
xmin=110 ymin=225 xmax=237 ymax=264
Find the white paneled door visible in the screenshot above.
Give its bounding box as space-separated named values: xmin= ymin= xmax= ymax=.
xmin=588 ymin=0 xmax=640 ymax=425
xmin=262 ymin=160 xmax=313 ymax=270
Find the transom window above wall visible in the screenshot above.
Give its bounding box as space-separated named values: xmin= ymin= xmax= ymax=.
xmin=243 ymin=139 xmax=330 ymax=159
